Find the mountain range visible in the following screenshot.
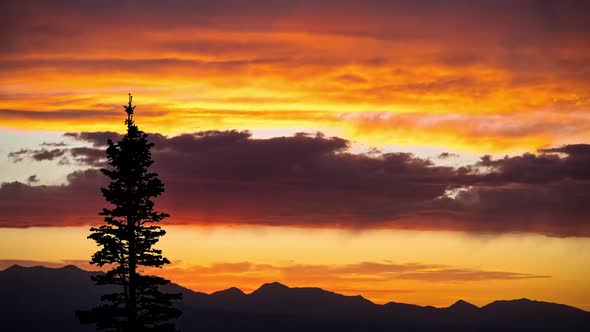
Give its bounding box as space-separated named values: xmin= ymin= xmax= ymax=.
xmin=1 ymin=265 xmax=588 ymax=331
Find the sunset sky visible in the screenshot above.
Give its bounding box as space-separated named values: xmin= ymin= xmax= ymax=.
xmin=1 ymin=0 xmax=589 ymax=310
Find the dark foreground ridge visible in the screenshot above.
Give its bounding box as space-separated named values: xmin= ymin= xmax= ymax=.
xmin=1 ymin=265 xmax=588 ymax=332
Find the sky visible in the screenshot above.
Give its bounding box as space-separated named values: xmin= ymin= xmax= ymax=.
xmin=1 ymin=0 xmax=589 ymax=309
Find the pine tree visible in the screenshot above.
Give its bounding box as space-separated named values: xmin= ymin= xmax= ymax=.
xmin=78 ymin=94 xmax=181 ymax=332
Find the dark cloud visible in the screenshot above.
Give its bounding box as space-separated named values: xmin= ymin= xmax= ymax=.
xmin=474 ymin=144 xmax=590 ymax=183
xmin=8 ymin=148 xmax=66 ymax=162
xmin=438 ymin=152 xmax=459 ymax=159
xmin=7 ymin=146 xmax=105 ymax=166
xmin=26 ymin=175 xmax=39 ymax=184
xmin=3 ymin=0 xmax=588 ymax=42
xmin=69 ymin=147 xmax=107 ymax=167
xmin=539 ymin=144 xmax=590 ymax=155
xmin=431 ymin=179 xmax=590 ymax=237
xmin=64 ymin=132 xmax=123 ymax=147
xmin=1 ymin=0 xmax=588 ymax=75
xmin=40 ymin=142 xmax=68 ymax=147
xmin=422 ymin=145 xmax=590 ymax=236
xmin=0 ymin=169 xmax=103 ymax=227
xmin=1 ymin=131 xmax=589 ymax=236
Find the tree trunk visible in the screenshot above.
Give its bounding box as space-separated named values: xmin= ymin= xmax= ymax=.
xmin=128 ymin=222 xmax=137 ymax=331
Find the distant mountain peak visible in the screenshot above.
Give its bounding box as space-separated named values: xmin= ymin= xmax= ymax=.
xmin=255 ymin=282 xmax=289 ymax=292
xmin=497 ymin=298 xmax=531 ymax=302
xmin=61 ymin=264 xmax=84 ymax=271
xmin=485 ymin=298 xmax=541 ymax=307
xmin=2 ymin=264 xmax=27 ymax=272
xmin=3 ymin=264 xmax=49 ymax=272
xmin=448 ymin=299 xmax=479 ymax=311
xmin=212 ymin=287 xmax=246 ymax=297
xmin=483 ymin=298 xmax=585 ymax=314
xmin=4 ymin=264 xmax=86 ymax=272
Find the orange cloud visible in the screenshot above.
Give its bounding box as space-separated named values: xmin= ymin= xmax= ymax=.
xmin=1 ymin=1 xmax=589 ymax=152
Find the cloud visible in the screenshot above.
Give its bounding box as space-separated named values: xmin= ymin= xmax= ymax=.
xmin=396 ymin=268 xmax=549 ymax=282
xmin=1 ymin=1 xmax=589 ymax=152
xmin=474 ymin=145 xmax=590 ymax=183
xmin=68 ymin=147 xmax=108 ymax=167
xmin=3 ymin=1 xmax=588 ymax=45
xmin=26 ymin=175 xmax=39 ymax=184
xmin=427 ymin=146 xmax=590 ymax=235
xmin=438 ymin=152 xmax=459 ymax=159
xmin=0 ymin=109 xmax=120 ymax=120
xmin=334 ymin=74 xmax=368 ymax=84
xmin=7 ymin=147 xmax=105 ymax=166
xmin=0 ymin=169 xmax=104 ymax=227
xmin=156 ymin=260 xmax=549 ymax=288
xmin=342 ymin=111 xmax=590 ymax=153
xmin=1 ymin=130 xmax=590 ymax=236
xmin=40 ymin=142 xmax=68 ymax=147
xmin=539 ymin=144 xmax=590 ymax=156
xmin=8 ymin=148 xmax=66 ymax=162
xmin=63 ymin=132 xmax=123 ymax=147
xmin=431 ymin=180 xmax=590 ymax=237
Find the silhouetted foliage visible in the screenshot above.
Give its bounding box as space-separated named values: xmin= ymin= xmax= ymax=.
xmin=77 ymin=95 xmax=181 ymax=331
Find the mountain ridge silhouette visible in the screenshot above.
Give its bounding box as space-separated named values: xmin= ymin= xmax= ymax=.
xmin=1 ymin=264 xmax=588 ymax=331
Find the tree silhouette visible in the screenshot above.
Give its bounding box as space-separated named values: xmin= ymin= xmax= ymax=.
xmin=77 ymin=94 xmax=181 ymax=331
